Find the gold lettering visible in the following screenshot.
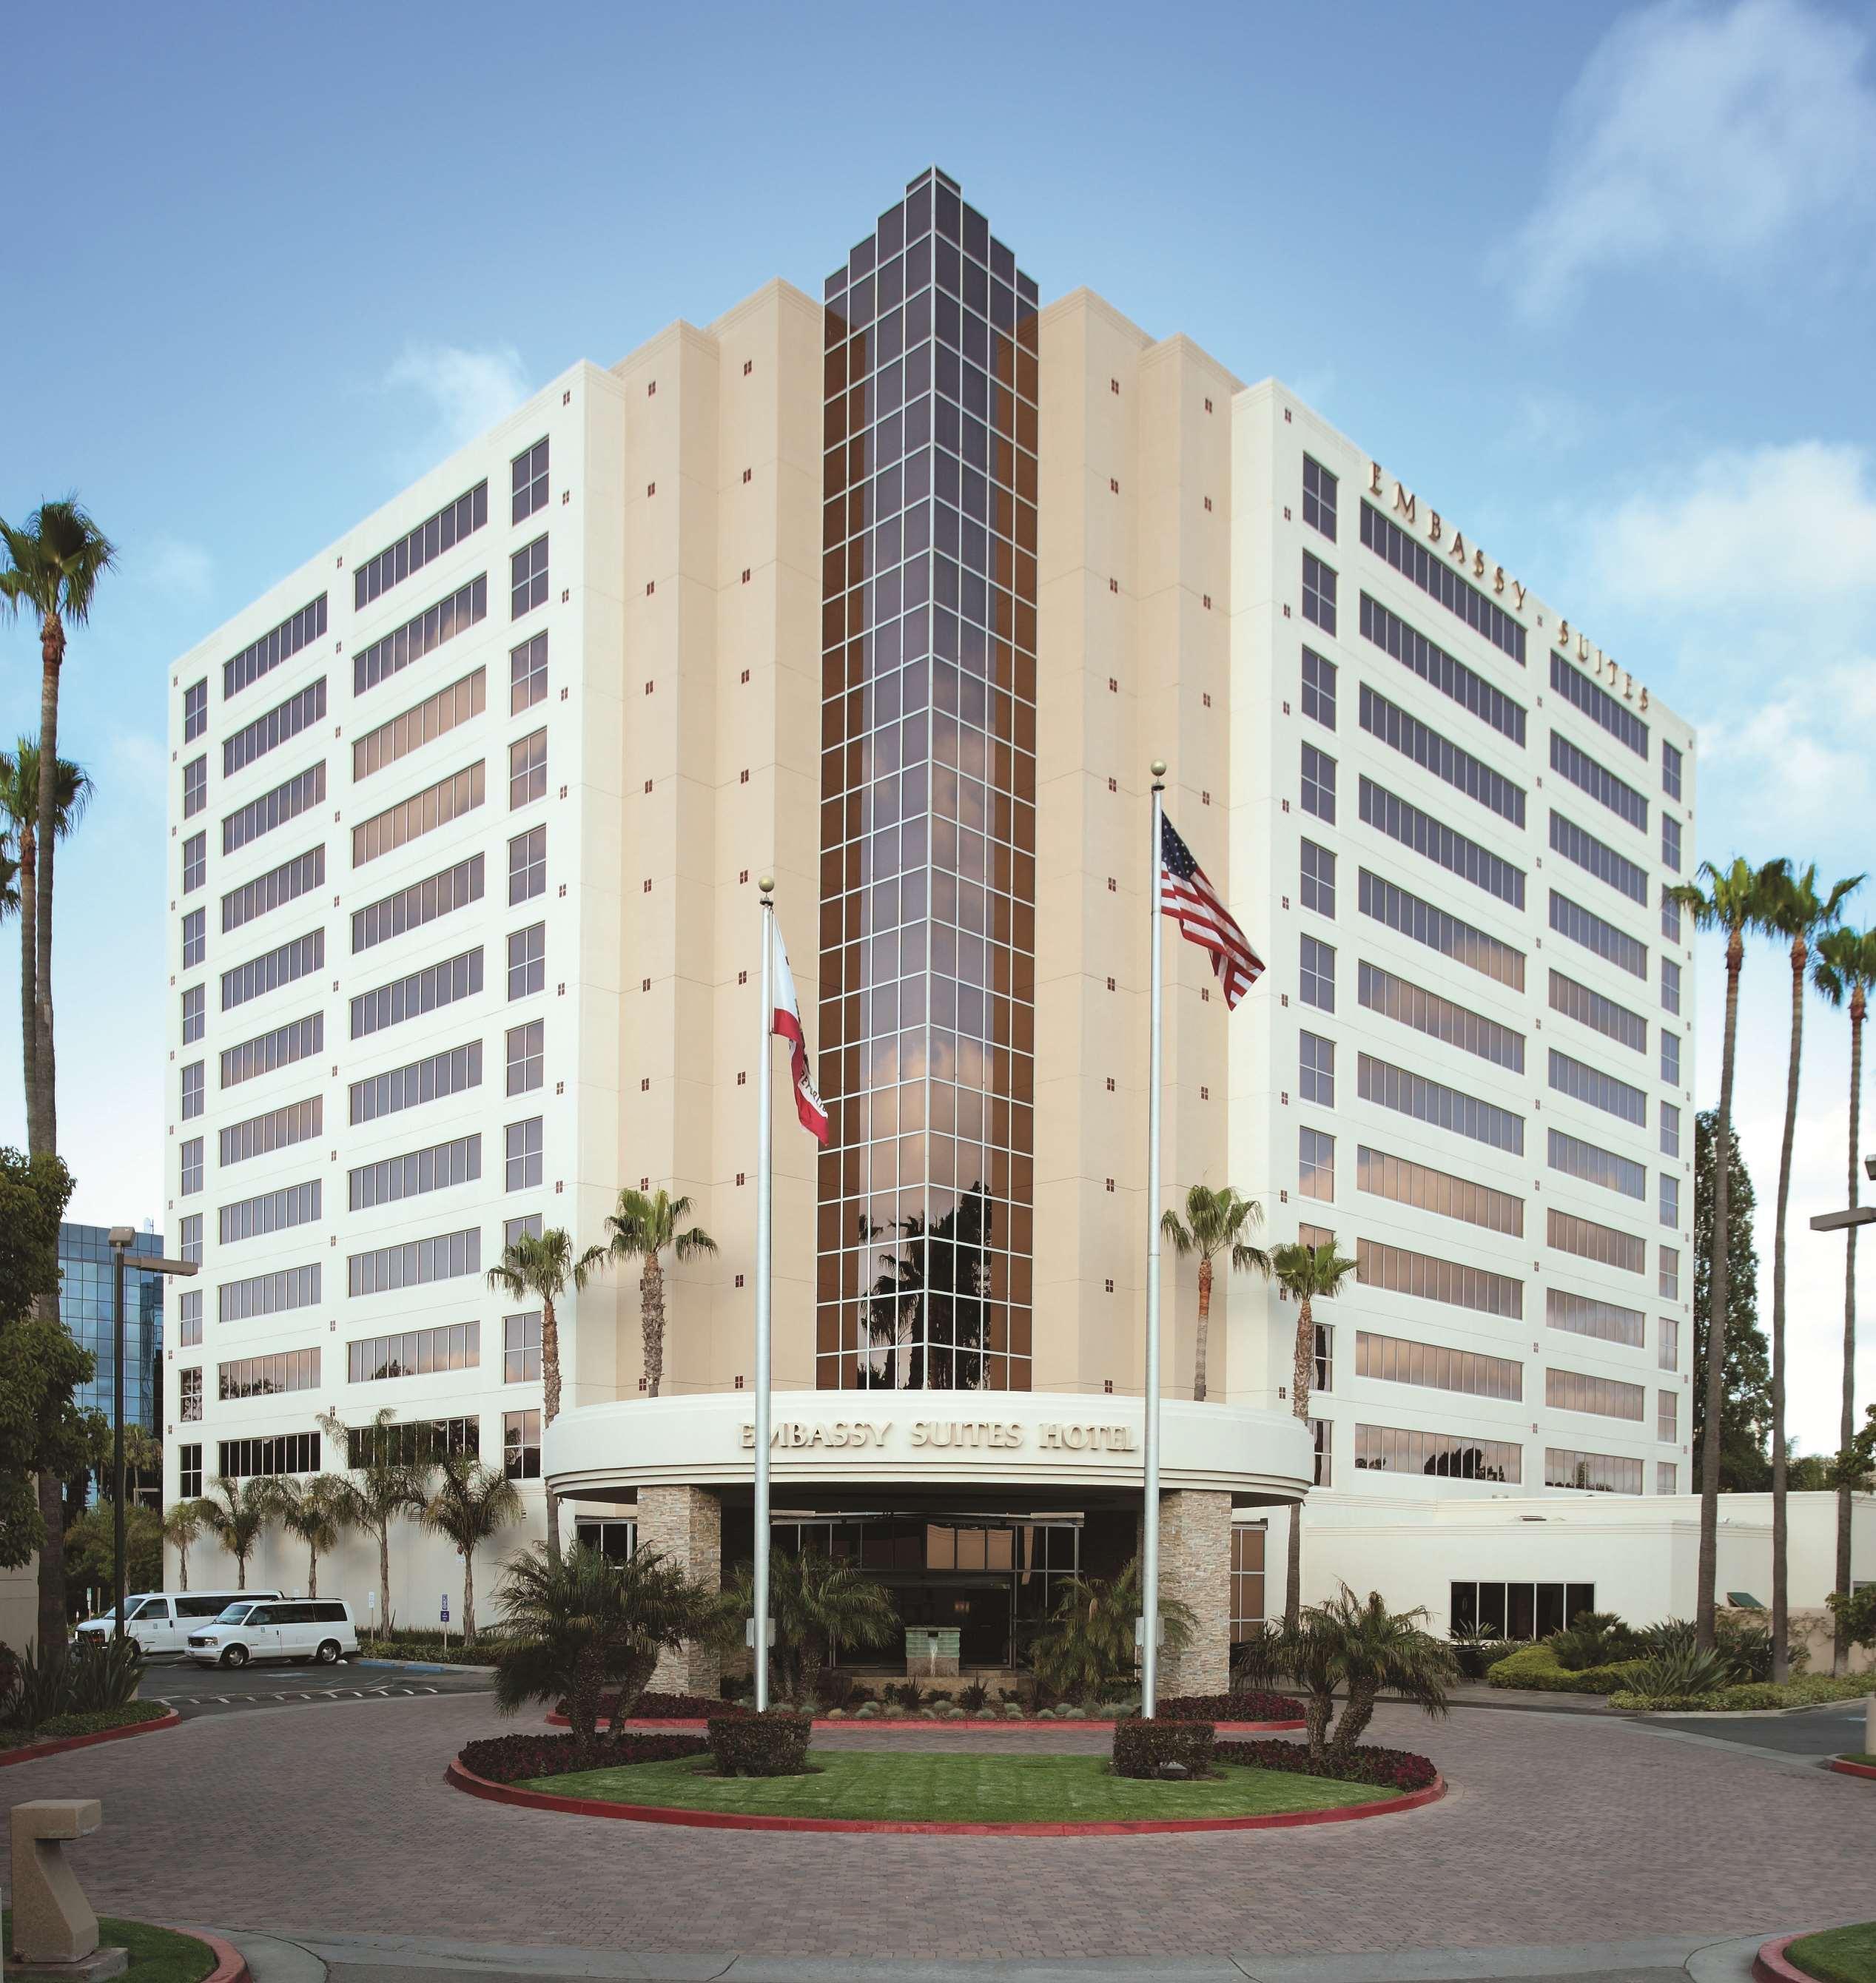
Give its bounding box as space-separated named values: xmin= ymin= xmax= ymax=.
xmin=1473 ymin=550 xmax=1486 ymax=579
xmin=1639 ymin=687 xmax=1650 ymax=712
xmin=1556 ymin=619 xmax=1569 ymax=647
xmin=1369 ymin=462 xmax=1385 ymax=496
xmin=1578 ymin=633 xmax=1590 ymax=662
xmin=1450 ymin=531 xmax=1465 ymax=562
xmin=1428 ymin=511 xmax=1443 ymax=543
xmin=1493 ymin=565 xmax=1506 ymax=595
xmin=1511 ymin=581 xmax=1526 ymax=611
xmin=1393 ymin=483 xmax=1416 ymax=524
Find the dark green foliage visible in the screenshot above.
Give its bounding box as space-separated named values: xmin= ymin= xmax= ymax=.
xmin=1638 ymin=1612 xmax=1781 ymax=1682
xmin=0 ymin=1634 xmax=143 ymax=1731
xmin=956 ymin=1680 xmax=989 ymax=1712
xmin=707 ymin=1708 xmax=812 ymax=1776
xmin=1215 ymin=1736 xmax=1437 ymax=1793
xmin=1695 ymin=1112 xmax=1772 ymax=1490
xmin=1229 ymin=1622 xmax=1285 ymax=1691
xmin=460 ymin=1731 xmax=707 ymax=1783
xmin=0 ymin=1701 xmax=169 ymax=1748
xmin=1829 ymin=1581 xmax=1876 ymax=1651
xmin=1485 ymin=1643 xmax=1647 ymax=1693
xmin=1152 ymin=1691 xmax=1305 ymax=1722
xmin=64 ymin=1501 xmax=162 ymax=1602
xmin=1111 ymin=1717 xmax=1216 ymax=1779
xmin=726 ymin=1549 xmax=900 ymax=1700
xmin=1547 ymin=1612 xmax=1646 ymax=1671
xmin=1030 ymin=1555 xmax=1195 ymax=1703
xmin=1447 ymin=1623 xmax=1534 ymax=1679
xmin=1624 ymin=1646 xmax=1730 ymax=1697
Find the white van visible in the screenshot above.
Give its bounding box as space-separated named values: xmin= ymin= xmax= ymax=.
xmin=185 ymin=1598 xmax=359 ymax=1668
xmin=75 ymin=1591 xmax=280 ymax=1658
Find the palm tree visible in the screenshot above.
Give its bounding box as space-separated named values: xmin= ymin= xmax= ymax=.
xmin=1270 ymin=1236 xmax=1358 ymax=1629
xmin=161 ymin=1500 xmax=205 ymax=1592
xmin=318 ymin=1408 xmax=434 ymax=1634
xmin=487 ymin=1227 xmax=605 ymax=1558
xmin=605 ymin=1188 xmax=717 ymax=1398
xmin=269 ymin=1474 xmax=352 ymax=1600
xmin=420 ymin=1446 xmax=523 ymax=1641
xmin=0 ymin=745 xmax=93 ymax=1131
xmin=725 ymin=1549 xmax=901 ymax=1703
xmin=495 ymin=1541 xmax=724 ymax=1760
xmin=1668 ymin=858 xmax=1787 ymax=1653
xmin=0 ymin=500 xmax=115 ymax=1158
xmin=1758 ymin=863 xmax=1861 ymax=1681
xmin=1276 ymin=1586 xmax=1454 ymax=1762
xmin=1811 ymin=925 xmax=1876 ymax=1674
xmin=196 ymin=1477 xmax=277 ymax=1591
xmin=1029 ymin=1556 xmax=1197 ymax=1706
xmin=1159 ymin=1184 xmax=1271 ymax=1402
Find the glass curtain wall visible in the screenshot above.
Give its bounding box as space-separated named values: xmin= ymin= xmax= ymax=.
xmin=817 ymin=169 xmax=1040 ymax=1391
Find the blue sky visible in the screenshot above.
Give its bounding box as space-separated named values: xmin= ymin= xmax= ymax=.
xmin=4 ymin=0 xmax=1874 ymax=1450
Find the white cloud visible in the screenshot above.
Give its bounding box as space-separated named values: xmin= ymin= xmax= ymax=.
xmin=1508 ymin=0 xmax=1876 ymax=317
xmin=105 ymin=730 xmax=167 ymax=805
xmin=384 ymin=341 xmax=531 ymax=448
xmin=139 ymin=534 xmax=214 ymax=602
xmin=1697 ymin=661 xmax=1876 ymax=844
xmin=1584 ymin=440 xmax=1876 ymax=612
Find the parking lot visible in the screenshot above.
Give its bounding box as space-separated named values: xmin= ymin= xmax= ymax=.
xmin=134 ymin=1654 xmax=493 ymax=1719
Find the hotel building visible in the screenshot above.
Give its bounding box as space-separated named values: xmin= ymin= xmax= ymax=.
xmin=161 ymin=168 xmax=1869 ymax=1679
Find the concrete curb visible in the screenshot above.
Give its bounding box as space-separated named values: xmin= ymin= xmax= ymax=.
xmin=1827 ymin=1755 xmax=1876 ymax=1778
xmin=193 ymin=1928 xmax=255 ymax=1982
xmin=1753 ymin=1933 xmax=1812 ymax=1982
xmin=445 ymin=1755 xmax=1445 ymax=1835
xmin=548 ymin=1711 xmax=1308 ymax=1734
xmin=0 ymin=1705 xmax=181 ymax=1767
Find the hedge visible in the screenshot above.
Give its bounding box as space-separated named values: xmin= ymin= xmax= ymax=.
xmin=572 ymin=1690 xmax=746 ymax=1722
xmin=1484 ymin=1643 xmax=1648 ymax=1694
xmin=1152 ymin=1691 xmax=1305 ymax=1723
xmin=707 ymin=1710 xmax=813 ymax=1777
xmin=1112 ymin=1719 xmax=1216 ymax=1779
xmin=1217 ymin=1737 xmax=1438 ymax=1794
xmin=0 ymin=1701 xmax=172 ymax=1750
xmin=460 ymin=1731 xmax=707 ymax=1783
xmin=1610 ymin=1675 xmax=1876 ymax=1713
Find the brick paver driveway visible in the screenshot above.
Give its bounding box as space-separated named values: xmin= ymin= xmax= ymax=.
xmin=2 ymin=1693 xmax=1869 ymax=1961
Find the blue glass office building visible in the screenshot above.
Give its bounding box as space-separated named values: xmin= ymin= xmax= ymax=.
xmin=58 ymin=1224 xmax=165 ymax=1436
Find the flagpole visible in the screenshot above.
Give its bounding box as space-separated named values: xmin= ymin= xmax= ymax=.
xmin=1142 ymin=760 xmax=1167 ymax=1720
xmin=753 ymin=876 xmax=776 ymax=1714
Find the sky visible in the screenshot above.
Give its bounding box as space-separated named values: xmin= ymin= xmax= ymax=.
xmin=3 ymin=0 xmax=1874 ymax=1455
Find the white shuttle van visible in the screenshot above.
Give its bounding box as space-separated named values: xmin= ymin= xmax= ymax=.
xmin=185 ymin=1598 xmax=359 ymax=1668
xmin=75 ymin=1591 xmax=280 ymax=1658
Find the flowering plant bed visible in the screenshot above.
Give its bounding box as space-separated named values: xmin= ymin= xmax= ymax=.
xmin=1151 ymin=1691 xmax=1306 ymax=1723
xmin=1216 ymin=1737 xmax=1439 ymax=1794
xmin=459 ymin=1730 xmax=707 ymax=1785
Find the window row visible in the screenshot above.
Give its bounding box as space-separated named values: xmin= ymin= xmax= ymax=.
xmin=349 ymin=1040 xmax=483 ymax=1126
xmin=354 ymin=667 xmax=485 ymax=782
xmin=1359 ymin=683 xmax=1526 ymax=826
xmin=1359 ymin=775 xmax=1525 ymax=909
xmin=1547 ymin=1286 xmax=1645 ymax=1348
xmin=219 ymin=1179 xmax=321 ymax=1246
xmin=348 ymin=1320 xmax=480 ymax=1383
xmin=218 ymin=1262 xmax=321 ymax=1323
xmin=347 ymin=1225 xmax=481 ymax=1298
xmin=222 ymin=846 xmax=324 ymax=937
xmin=1357 ymin=1051 xmax=1525 ymax=1156
xmin=223 ymin=761 xmax=326 ymax=857
xmin=1356 ymin=959 xmax=1524 ymax=1073
xmin=1359 ymin=501 xmax=1527 ymax=664
xmin=1356 ymin=1236 xmax=1524 ymax=1319
xmin=1549 ymin=651 xmax=1648 ymax=759
xmin=219 ymin=1096 xmax=321 ymax=1168
xmin=1547 ymin=1206 xmax=1647 ymax=1276
xmin=1355 ymin=1327 xmax=1523 ymax=1401
xmin=1356 ymin=1144 xmax=1524 ymax=1237
xmin=1550 ymin=889 xmax=1647 ymax=980
xmin=221 ymin=929 xmax=323 ymax=1014
xmin=219 ymin=1349 xmax=320 ymax=1400
xmin=1358 ymin=869 xmax=1525 ymax=991
xmin=1550 ymin=809 xmax=1647 ymax=906
xmin=352 ymin=761 xmax=485 ymax=867
xmin=352 ymin=946 xmax=483 ymax=1040
xmin=1357 ymin=593 xmax=1526 ymax=746
xmin=352 ymin=852 xmax=485 ymax=954
xmin=1549 ymin=1047 xmax=1647 ymax=1126
xmin=1355 ymin=1421 xmax=1522 ymax=1481
xmin=1550 ymin=730 xmax=1647 ymax=832
xmin=221 ymin=1011 xmax=323 ymax=1089
xmin=224 ymin=678 xmax=326 ymax=779
xmin=354 ymin=482 xmax=488 ymax=611
xmin=1548 ymin=968 xmax=1647 ymax=1054
xmin=224 ymin=595 xmax=327 ymax=701
xmin=354 ymin=575 xmax=488 ymax=697
xmin=349 ymin=1132 xmax=481 ymax=1211
xmin=1547 ymin=1127 xmax=1645 ymax=1200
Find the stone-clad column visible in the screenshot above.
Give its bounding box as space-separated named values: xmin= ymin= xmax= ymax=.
xmin=636 ymin=1484 xmax=722 ymax=1694
xmin=1155 ymin=1489 xmax=1232 ymax=1698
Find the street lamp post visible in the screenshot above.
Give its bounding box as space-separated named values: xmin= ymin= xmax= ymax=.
xmin=106 ymin=1228 xmax=198 ymax=1645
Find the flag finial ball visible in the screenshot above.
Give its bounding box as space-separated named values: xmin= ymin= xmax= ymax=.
xmin=1150 ymin=758 xmax=1167 ymax=778
xmin=758 ymin=875 xmax=775 ymax=896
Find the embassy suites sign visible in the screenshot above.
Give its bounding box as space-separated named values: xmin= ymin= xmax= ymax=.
xmin=740 ymin=1418 xmax=1137 ymax=1453
xmin=1366 ymin=461 xmax=1658 ymax=715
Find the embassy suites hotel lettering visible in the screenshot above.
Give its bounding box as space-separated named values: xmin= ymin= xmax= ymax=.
xmin=739 ymin=1419 xmax=1137 ymax=1452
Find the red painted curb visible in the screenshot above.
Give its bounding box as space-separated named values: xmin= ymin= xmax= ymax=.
xmin=548 ymin=1711 xmax=1308 ymax=1734
xmin=1753 ymin=1933 xmax=1812 ymax=1982
xmin=0 ymin=1707 xmax=181 ymax=1768
xmin=189 ymin=1929 xmax=253 ymax=1983
xmin=447 ymin=1755 xmax=1445 ymax=1835
xmin=1827 ymin=1756 xmax=1876 ymax=1779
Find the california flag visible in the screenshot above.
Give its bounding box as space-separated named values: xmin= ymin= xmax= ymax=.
xmin=771 ymin=920 xmax=829 ymax=1145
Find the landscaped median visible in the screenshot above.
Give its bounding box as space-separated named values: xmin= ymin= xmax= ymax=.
xmin=2 ymin=1909 xmax=246 ymax=1982
xmin=0 ymin=1700 xmax=178 ymax=1765
xmin=1829 ymin=1752 xmax=1876 ymax=1780
xmin=1756 ymin=1920 xmax=1876 ymax=1982
xmin=553 ymin=1687 xmax=1309 ymax=1733
xmin=448 ymin=1714 xmax=1443 ymax=1835
xmin=1608 ymin=1676 xmax=1876 ymax=1713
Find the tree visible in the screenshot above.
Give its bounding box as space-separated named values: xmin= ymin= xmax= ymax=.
xmin=1270 ymin=1236 xmax=1358 ymax=1629
xmin=420 ymin=1447 xmax=523 ymax=1641
xmin=495 ymin=1541 xmax=724 ymax=1760
xmin=725 ymin=1548 xmax=901 ymax=1703
xmin=269 ymin=1474 xmax=352 ymax=1599
xmin=317 ymin=1408 xmax=434 ymax=1634
xmin=1277 ymin=1586 xmax=1454 ymax=1763
xmin=605 ymin=1188 xmax=717 ymax=1398
xmin=1669 ymin=858 xmax=1786 ymax=1654
xmin=0 ymin=745 xmax=93 ymax=1135
xmin=0 ymin=1147 xmax=90 ymax=1646
xmin=163 ymin=1499 xmax=206 ymax=1592
xmin=486 ymin=1228 xmax=605 ymax=1558
xmin=1758 ymin=864 xmax=1862 ymax=1680
xmin=1811 ymin=925 xmax=1876 ymax=1673
xmin=64 ymin=1500 xmax=162 ymax=1608
xmin=1028 ymin=1556 xmax=1196 ymax=1705
xmin=196 ymin=1477 xmax=277 ymax=1591
xmin=1159 ymin=1185 xmax=1271 ymax=1402
xmin=1692 ymin=1111 xmax=1771 ymax=1491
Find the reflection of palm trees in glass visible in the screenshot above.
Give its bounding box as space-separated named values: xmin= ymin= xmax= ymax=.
xmin=861 ymin=1186 xmax=995 ymax=1390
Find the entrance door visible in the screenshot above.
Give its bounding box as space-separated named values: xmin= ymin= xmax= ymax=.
xmin=890 ymin=1580 xmax=1010 ymax=1667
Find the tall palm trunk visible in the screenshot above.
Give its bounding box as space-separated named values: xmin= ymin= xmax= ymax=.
xmin=1193 ymin=1256 xmax=1214 ymax=1403
xmin=1770 ymin=936 xmax=1806 ymax=1683
xmin=16 ymin=823 xmax=35 ymax=1115
xmin=308 ymin=1546 xmax=319 ymax=1600
xmin=462 ymin=1549 xmax=477 ymax=1641
xmin=1698 ymin=932 xmax=1744 ymax=1654
xmin=642 ymin=1257 xmax=667 ymax=1398
xmin=542 ymin=1294 xmax=563 ymax=1561
xmin=377 ymin=1523 xmax=392 ymax=1634
xmin=32 ymin=609 xmax=61 ymax=1153
xmin=1835 ymin=986 xmax=1864 ymax=1675
xmin=1285 ymin=1293 xmax=1314 ymax=1631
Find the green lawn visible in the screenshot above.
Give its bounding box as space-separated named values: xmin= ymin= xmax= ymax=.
xmin=517 ymin=1751 xmax=1396 ymax=1822
xmin=1838 ymin=1753 xmax=1876 ymax=1767
xmin=2 ymin=1913 xmax=214 ymax=1983
xmin=1787 ymin=1920 xmax=1876 ymax=1983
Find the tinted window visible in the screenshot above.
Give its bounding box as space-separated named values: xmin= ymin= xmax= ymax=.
xmin=127 ymin=1597 xmax=168 ymax=1621
xmin=177 ymin=1596 xmax=226 ymax=1618
xmin=312 ymin=1602 xmax=347 ymax=1622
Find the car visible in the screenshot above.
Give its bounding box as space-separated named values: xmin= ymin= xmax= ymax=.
xmin=185 ymin=1597 xmax=360 ymax=1668
xmin=75 ymin=1591 xmax=282 ymax=1658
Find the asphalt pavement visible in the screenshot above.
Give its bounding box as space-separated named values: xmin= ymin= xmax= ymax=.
xmin=136 ymin=1654 xmax=493 ymax=1718
xmin=1635 ymin=1700 xmax=1869 ymax=1757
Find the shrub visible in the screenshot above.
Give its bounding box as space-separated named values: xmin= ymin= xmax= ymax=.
xmin=1229 ymin=1622 xmax=1285 ymax=1692
xmin=0 ymin=1638 xmax=144 ymax=1733
xmin=707 ymin=1709 xmax=813 ymax=1777
xmin=1112 ymin=1718 xmax=1216 ymax=1779
xmin=958 ymin=1680 xmax=990 ymax=1712
xmin=577 ymin=1689 xmax=746 ymax=1722
xmin=1624 ymin=1646 xmax=1729 ymax=1699
xmin=1154 ymin=1691 xmax=1305 ymax=1723
xmin=1218 ymin=1736 xmax=1437 ymax=1793
xmin=1485 ymin=1643 xmax=1647 ymax=1694
xmin=460 ymin=1731 xmax=707 ymax=1784
xmin=813 ymin=1668 xmax=857 ymax=1711
xmin=1547 ymin=1612 xmax=1644 ymax=1671
xmin=1446 ymin=1628 xmax=1534 ymax=1680
xmin=886 ymin=1679 xmax=927 ymax=1710
xmin=0 ymin=1702 xmax=172 ymax=1748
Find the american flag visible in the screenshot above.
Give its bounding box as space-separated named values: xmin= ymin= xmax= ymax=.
xmin=1159 ymin=812 xmax=1264 ymax=1009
